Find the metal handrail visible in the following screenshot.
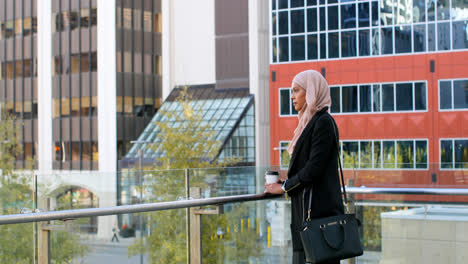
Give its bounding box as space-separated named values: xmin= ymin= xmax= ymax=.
xmin=0 ymin=193 xmax=280 ymax=225
xmin=1 ymin=187 xmax=468 ymax=225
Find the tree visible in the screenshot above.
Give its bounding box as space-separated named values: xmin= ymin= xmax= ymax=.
xmin=128 ymin=88 xmax=262 ymax=263
xmin=0 ymin=110 xmax=88 ymax=263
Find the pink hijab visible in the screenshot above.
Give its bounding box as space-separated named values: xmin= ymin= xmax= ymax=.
xmin=287 ymin=70 xmax=331 ymax=155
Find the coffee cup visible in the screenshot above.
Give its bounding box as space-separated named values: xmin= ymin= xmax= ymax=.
xmin=265 ymin=170 xmax=279 ymax=184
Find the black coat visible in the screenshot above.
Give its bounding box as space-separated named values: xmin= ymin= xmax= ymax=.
xmin=283 ymin=107 xmax=344 ymax=263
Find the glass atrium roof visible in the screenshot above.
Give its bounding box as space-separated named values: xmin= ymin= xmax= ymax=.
xmin=124 ymin=85 xmax=254 ymax=162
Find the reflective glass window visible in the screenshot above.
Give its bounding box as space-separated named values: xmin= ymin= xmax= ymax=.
xmin=342 ymin=86 xmax=358 ymax=112
xmin=453 ymin=80 xmax=468 ymax=109
xmin=413 ymin=0 xmax=426 ymax=22
xmin=381 ymin=27 xmax=393 ymax=54
xmin=279 ymin=37 xmax=289 ymax=62
xmin=397 ymin=141 xmax=414 ymax=168
xmin=371 ymin=1 xmax=379 ymax=26
xmin=307 ymin=34 xmax=318 ymax=60
xmin=272 ymin=37 xmax=278 ymax=62
xmin=280 ymin=89 xmax=291 ymax=115
xmin=383 ymin=141 xmax=395 ymax=168
xmin=320 ymin=7 xmax=326 ymax=31
xmin=279 ymin=0 xmax=288 ymax=9
xmin=439 ymin=81 xmax=452 ymax=109
xmin=396 ymin=83 xmax=413 ymax=111
xmin=341 ymin=4 xmax=356 ymax=29
xmin=414 ymin=82 xmax=427 ymax=110
xmin=416 ymin=141 xmax=428 ymax=168
xmin=291 ymin=35 xmax=306 ymax=61
xmin=307 ymin=8 xmax=318 ymax=32
xmin=359 ymin=30 xmax=371 ymax=56
xmin=374 ymin=141 xmax=382 ymax=168
xmin=428 ymin=23 xmax=436 ymax=51
xmin=320 ymin=33 xmax=327 ymax=59
xmin=440 ymin=140 xmax=453 ymax=168
xmin=343 ymin=142 xmax=358 ymax=168
xmin=358 ymin=2 xmax=370 ymax=27
xmin=452 ymin=21 xmax=468 ymax=49
xmin=394 ymin=0 xmax=412 ymax=24
xmin=291 ymin=10 xmax=305 ymax=33
xmin=291 ymin=0 xmax=304 ymax=8
xmin=330 ymin=86 xmax=341 ymax=113
xmin=382 ymin=84 xmax=394 ymax=111
xmin=395 ymin=26 xmax=412 ymax=53
xmin=438 ymin=22 xmax=451 ymax=50
xmin=373 ymin=84 xmax=381 ymax=112
xmin=454 ymin=140 xmax=468 ymax=168
xmin=360 ymin=85 xmax=372 ymax=112
xmin=452 ymin=0 xmax=468 ymax=20
xmin=372 ymin=29 xmax=380 ymax=55
xmin=437 ymin=0 xmax=450 ymax=21
xmin=278 ymin=11 xmax=288 ymax=34
xmin=380 ymin=0 xmax=393 ymax=25
xmin=272 ymin=0 xmax=276 ymax=10
xmin=341 ymin=31 xmax=357 ymax=57
xmin=328 ymin=32 xmax=339 ymax=58
xmin=427 ymin=0 xmax=435 ymax=21
xmin=360 ymin=141 xmax=373 ymax=168
xmin=307 ymin=0 xmax=317 ymax=6
xmin=328 ymin=6 xmax=339 ymax=30
xmin=413 ymin=25 xmax=426 ymax=52
xmin=272 ymin=12 xmax=277 ymax=35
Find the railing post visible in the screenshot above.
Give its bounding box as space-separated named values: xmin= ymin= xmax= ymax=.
xmin=347 ymin=179 xmax=356 ymax=264
xmin=189 ymin=186 xmax=202 ymax=264
xmin=185 ymin=168 xmax=191 ymax=264
xmin=37 ymin=198 xmax=50 ymax=264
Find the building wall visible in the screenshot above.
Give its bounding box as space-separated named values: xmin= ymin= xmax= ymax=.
xmin=172 ymin=0 xmax=215 ymax=86
xmin=0 ymin=0 xmax=38 ymax=169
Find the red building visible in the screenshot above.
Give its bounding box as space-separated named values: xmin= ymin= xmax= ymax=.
xmin=268 ymin=0 xmax=468 ymax=195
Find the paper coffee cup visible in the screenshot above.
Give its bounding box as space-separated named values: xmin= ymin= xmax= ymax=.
xmin=265 ymin=170 xmax=279 ymax=184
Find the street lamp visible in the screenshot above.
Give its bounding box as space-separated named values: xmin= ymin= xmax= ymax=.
xmin=130 ymin=140 xmax=152 ymax=264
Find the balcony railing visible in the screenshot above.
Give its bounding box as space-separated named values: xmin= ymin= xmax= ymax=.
xmin=0 ymin=165 xmax=467 ymax=263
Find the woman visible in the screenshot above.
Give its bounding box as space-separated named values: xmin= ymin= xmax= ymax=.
xmin=265 ymin=70 xmax=344 ymax=264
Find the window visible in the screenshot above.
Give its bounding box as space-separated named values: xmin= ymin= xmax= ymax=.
xmin=279 ymin=141 xmax=291 ymax=169
xmin=330 ymin=81 xmax=427 ymax=114
xmin=440 ymin=139 xmax=468 ymax=169
xmin=340 ymin=139 xmax=428 ymax=169
xmin=270 ymin=0 xmax=468 ymax=63
xmin=439 ymin=79 xmax=468 ymax=110
xmin=279 ymin=88 xmax=299 ymax=116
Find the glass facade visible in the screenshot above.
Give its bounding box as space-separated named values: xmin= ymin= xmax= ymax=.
xmin=116 ymin=0 xmax=162 ymax=161
xmin=271 ymin=0 xmax=468 ymax=62
xmin=341 ymin=139 xmax=428 ymax=169
xmin=126 ymin=86 xmax=255 ymax=165
xmin=0 ymin=0 xmax=38 ymax=169
xmin=52 ymin=0 xmax=98 ymax=170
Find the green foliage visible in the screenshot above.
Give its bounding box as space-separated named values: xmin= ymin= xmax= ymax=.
xmin=0 ymin=110 xmax=88 ymax=263
xmin=128 ymin=88 xmax=261 ymax=263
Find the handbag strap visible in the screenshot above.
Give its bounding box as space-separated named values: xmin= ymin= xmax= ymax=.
xmin=304 ymin=115 xmax=347 ymax=222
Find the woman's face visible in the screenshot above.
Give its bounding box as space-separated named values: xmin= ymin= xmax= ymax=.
xmin=291 ymin=83 xmax=306 ymax=111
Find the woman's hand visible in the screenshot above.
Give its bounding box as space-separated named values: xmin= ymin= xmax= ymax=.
xmin=264 ymin=183 xmax=285 ymax=194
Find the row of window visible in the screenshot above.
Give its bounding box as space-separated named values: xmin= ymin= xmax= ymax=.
xmin=271 ymin=0 xmax=468 ymax=62
xmin=54 ymin=52 xmax=97 ymax=75
xmin=1 ymin=59 xmax=38 ymax=80
xmin=117 ymin=8 xmax=162 ymax=33
xmin=279 ymin=139 xmax=468 ymax=170
xmin=54 ymin=8 xmax=97 ymax=32
xmin=280 ymin=79 xmax=468 ymax=116
xmin=272 ymin=20 xmax=468 ymax=62
xmin=0 ymin=17 xmax=37 ymax=39
xmin=116 ymin=52 xmax=161 ymax=75
xmin=54 ymin=141 xmax=98 ymax=162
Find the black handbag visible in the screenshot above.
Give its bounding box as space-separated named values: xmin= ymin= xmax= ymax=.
xmin=299 ymin=116 xmax=363 ymax=263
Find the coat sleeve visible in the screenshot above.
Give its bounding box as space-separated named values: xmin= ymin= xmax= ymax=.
xmin=284 ymin=115 xmax=335 ymax=192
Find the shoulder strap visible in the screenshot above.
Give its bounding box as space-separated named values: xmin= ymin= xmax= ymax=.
xmin=328 ymin=115 xmax=348 ymax=205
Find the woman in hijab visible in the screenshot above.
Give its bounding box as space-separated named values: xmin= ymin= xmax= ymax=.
xmin=265 ymin=70 xmax=344 ymax=264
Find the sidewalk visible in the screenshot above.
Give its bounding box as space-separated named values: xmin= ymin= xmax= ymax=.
xmin=80 ymin=235 xmax=137 ymax=248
